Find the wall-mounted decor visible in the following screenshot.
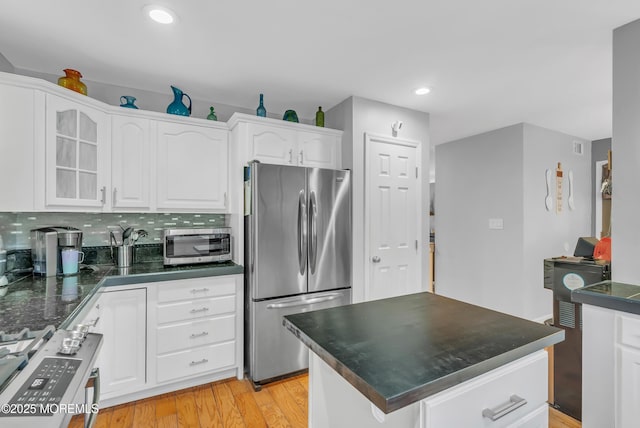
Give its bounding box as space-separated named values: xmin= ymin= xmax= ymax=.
xmin=568 ymin=170 xmax=575 ymax=210
xmin=555 ymin=162 xmax=563 ymax=214
xmin=545 ymin=169 xmax=553 ymax=211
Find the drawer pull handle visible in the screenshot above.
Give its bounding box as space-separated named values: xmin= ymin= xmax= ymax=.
xmin=482 ymin=395 xmax=527 ymax=421
xmin=190 ymin=331 xmax=209 ymax=338
xmin=189 ymin=358 xmax=208 ymax=366
xmin=190 ymin=288 xmax=209 ymax=294
xmin=190 ymin=307 xmax=210 ymax=314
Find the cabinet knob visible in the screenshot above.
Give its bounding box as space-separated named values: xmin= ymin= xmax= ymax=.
xmin=299 ymin=150 xmax=304 ymax=165
xmin=100 ymin=186 xmax=107 ymax=205
xmin=288 ymin=149 xmax=293 ymax=164
xmin=372 ymin=256 xmax=381 ymax=263
xmin=112 ymin=188 xmax=117 ymax=207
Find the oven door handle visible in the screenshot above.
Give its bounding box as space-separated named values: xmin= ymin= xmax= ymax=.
xmin=84 ymin=367 xmax=100 ymax=428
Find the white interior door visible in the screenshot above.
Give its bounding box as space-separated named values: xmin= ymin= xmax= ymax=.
xmin=365 ymin=133 xmax=421 ymax=301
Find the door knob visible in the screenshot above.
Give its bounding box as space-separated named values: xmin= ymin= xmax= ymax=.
xmin=372 ymin=256 xmax=381 ymax=263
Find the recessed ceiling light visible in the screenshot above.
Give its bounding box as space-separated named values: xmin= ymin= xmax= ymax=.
xmin=145 ymin=5 xmax=176 ymax=24
xmin=415 ymin=87 xmax=431 ymax=95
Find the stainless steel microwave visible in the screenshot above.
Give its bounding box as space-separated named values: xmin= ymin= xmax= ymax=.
xmin=163 ymin=228 xmax=232 ymax=265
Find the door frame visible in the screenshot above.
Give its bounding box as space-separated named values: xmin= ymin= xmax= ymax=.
xmin=363 ymin=132 xmax=422 ymax=301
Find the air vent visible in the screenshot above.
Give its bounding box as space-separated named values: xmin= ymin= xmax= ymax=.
xmin=559 ymin=300 xmax=575 ymax=328
xmin=573 ymin=141 xmax=584 ymax=155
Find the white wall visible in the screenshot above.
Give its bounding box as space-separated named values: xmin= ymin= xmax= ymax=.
xmin=522 ymin=124 xmax=591 ymax=319
xmin=0 ymin=53 xmax=14 ymax=73
xmin=327 ymin=96 xmax=430 ymax=303
xmin=436 ymin=123 xmax=591 ymax=320
xmin=612 ymin=19 xmax=640 ymax=283
xmin=435 ymin=124 xmax=525 ymax=316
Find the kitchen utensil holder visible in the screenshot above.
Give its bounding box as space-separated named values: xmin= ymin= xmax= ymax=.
xmin=113 ymin=245 xmax=134 ymax=267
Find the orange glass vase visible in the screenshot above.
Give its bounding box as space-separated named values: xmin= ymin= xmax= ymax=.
xmin=57 ymin=69 xmax=87 ymax=95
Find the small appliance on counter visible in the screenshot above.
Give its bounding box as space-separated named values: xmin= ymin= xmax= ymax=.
xmin=162 ymin=227 xmax=232 ymax=266
xmin=30 ymin=227 xmax=83 ymax=276
xmin=543 ymin=236 xmax=611 ymax=421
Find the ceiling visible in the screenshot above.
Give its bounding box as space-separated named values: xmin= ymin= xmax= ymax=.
xmin=2 ymin=1 xmax=640 ymax=147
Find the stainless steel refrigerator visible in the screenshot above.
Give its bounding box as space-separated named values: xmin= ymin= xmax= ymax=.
xmin=244 ymin=161 xmax=351 ymax=387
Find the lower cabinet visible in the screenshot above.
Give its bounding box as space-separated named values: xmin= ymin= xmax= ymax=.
xmin=78 ymin=274 xmax=243 ymax=408
xmin=617 ymin=312 xmax=640 ymax=428
xmin=420 ymin=351 xmax=548 ymax=428
xmin=149 ymin=276 xmax=243 ymax=386
xmin=80 ymin=287 xmax=147 ymax=400
xmin=309 ymin=350 xmax=549 ymax=428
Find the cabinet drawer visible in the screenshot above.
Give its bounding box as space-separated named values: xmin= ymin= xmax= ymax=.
xmin=421 ymin=351 xmax=548 ymax=428
xmin=157 ymin=315 xmax=235 ymax=354
xmin=509 ymin=403 xmax=548 ymax=428
xmin=619 ymin=313 xmax=640 ymax=349
xmin=157 ymin=295 xmax=235 ymax=324
xmin=157 ymin=277 xmax=235 ymax=303
xmin=156 ymin=341 xmax=235 ymax=383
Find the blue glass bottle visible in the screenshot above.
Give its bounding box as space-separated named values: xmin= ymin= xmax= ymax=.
xmin=256 ymin=93 xmax=266 ymax=117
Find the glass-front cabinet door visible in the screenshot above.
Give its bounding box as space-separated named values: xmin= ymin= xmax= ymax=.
xmin=45 ymin=94 xmax=109 ymax=209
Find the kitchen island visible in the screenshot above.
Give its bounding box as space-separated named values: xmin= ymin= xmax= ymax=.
xmin=284 ymin=292 xmax=563 ymax=428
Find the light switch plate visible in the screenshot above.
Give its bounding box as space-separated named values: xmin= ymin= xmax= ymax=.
xmin=489 ymin=218 xmax=504 ymax=230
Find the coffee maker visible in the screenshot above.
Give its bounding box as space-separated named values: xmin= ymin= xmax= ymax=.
xmin=31 ymin=227 xmax=83 ymax=276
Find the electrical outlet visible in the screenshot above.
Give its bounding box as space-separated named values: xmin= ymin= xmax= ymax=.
xmin=489 ymin=218 xmax=504 ymax=230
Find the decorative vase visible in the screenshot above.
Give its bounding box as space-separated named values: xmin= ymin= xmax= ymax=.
xmin=57 ymin=69 xmax=87 ymax=95
xmin=283 ymin=110 xmax=299 ymax=123
xmin=166 ymin=85 xmax=192 ymax=116
xmin=207 ymin=106 xmax=218 ymax=121
xmin=256 ymin=93 xmax=266 ymax=117
xmin=119 ymin=95 xmax=138 ymax=109
xmin=315 ymin=106 xmax=324 ymax=127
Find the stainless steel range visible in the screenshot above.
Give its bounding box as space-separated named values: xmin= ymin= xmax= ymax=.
xmin=0 ymin=326 xmax=102 ymax=427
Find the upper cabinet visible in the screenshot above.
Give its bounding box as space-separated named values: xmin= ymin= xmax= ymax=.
xmin=156 ymin=121 xmax=228 ymax=211
xmin=0 ymin=81 xmax=38 ymax=211
xmin=229 ymin=113 xmax=342 ymax=169
xmin=44 ymin=93 xmax=110 ymax=209
xmin=111 ymin=115 xmax=151 ymax=210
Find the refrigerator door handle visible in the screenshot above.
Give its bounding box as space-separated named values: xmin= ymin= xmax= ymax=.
xmin=309 ymin=191 xmax=318 ymax=275
xmin=266 ymin=293 xmax=344 ymax=309
xmin=298 ymin=190 xmax=308 ymax=275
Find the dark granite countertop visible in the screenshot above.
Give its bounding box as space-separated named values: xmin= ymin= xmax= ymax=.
xmin=572 ymin=280 xmax=640 ymax=315
xmin=0 ymin=261 xmax=243 ymax=336
xmin=284 ymin=292 xmax=564 ymax=414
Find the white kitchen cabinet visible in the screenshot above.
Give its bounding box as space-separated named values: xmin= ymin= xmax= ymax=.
xmin=0 ymin=81 xmax=38 ymax=211
xmin=297 ymin=130 xmax=340 ymax=168
xmin=82 ymin=287 xmax=147 ymax=400
xmin=156 ymin=121 xmax=228 ymax=211
xmin=44 ymin=93 xmax=110 ymax=209
xmin=617 ymin=312 xmax=640 ymax=428
xmin=111 ymin=115 xmax=151 ymax=210
xmin=229 ymin=113 xmax=343 ymax=169
xmin=149 ymin=275 xmax=243 ymax=384
xmin=245 ymin=122 xmax=297 ymax=165
xmin=421 ymin=351 xmax=548 ymax=428
xmin=308 ymin=350 xmax=548 ymax=428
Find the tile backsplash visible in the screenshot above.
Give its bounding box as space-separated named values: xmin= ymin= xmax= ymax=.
xmin=0 ymin=212 xmax=227 ymax=250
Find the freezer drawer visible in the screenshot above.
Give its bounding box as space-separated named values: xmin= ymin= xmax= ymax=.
xmin=247 ymin=289 xmax=351 ymax=384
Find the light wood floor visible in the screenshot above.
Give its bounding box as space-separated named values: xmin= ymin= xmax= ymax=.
xmin=69 ymin=374 xmax=581 ymax=427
